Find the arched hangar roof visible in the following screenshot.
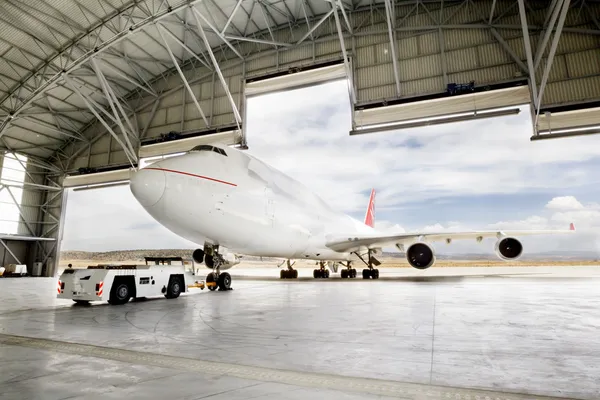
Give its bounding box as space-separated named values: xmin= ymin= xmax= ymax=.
xmin=0 ymin=0 xmax=599 ymax=172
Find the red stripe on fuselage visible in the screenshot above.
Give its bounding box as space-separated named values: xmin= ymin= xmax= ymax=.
xmin=145 ymin=167 xmax=237 ymax=187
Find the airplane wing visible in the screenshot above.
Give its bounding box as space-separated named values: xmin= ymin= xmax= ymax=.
xmin=325 ymin=223 xmax=575 ymax=252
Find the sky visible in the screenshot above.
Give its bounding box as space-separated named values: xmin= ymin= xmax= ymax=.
xmin=60 ymin=79 xmax=600 ymax=255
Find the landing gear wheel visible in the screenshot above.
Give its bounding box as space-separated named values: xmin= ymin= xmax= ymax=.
xmin=206 ymin=272 xmax=217 ymax=291
xmin=218 ymin=272 xmax=232 ymax=291
xmin=108 ymin=282 xmax=131 ymax=305
xmin=362 ymin=269 xmax=379 ymax=279
xmin=165 ymin=276 xmax=182 ymax=299
xmin=314 ymin=269 xmax=329 ymax=278
xmin=280 ymin=269 xmax=298 ymax=279
xmin=342 ymin=268 xmax=356 ymax=279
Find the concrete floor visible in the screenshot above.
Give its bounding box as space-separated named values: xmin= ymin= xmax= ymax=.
xmin=1 ymin=268 xmax=599 ymax=400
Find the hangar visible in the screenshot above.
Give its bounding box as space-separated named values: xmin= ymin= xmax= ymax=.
xmin=0 ymin=0 xmax=599 ymax=277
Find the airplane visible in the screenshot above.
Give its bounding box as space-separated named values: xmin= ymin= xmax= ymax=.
xmin=129 ymin=142 xmax=576 ymax=291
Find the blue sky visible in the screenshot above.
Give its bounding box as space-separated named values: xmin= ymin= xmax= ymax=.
xmin=61 ymin=79 xmax=600 ymax=254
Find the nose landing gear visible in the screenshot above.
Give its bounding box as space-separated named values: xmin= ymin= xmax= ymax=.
xmin=195 ymin=244 xmax=233 ymax=291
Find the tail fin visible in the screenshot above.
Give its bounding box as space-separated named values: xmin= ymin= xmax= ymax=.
xmin=364 ymin=189 xmax=376 ymax=228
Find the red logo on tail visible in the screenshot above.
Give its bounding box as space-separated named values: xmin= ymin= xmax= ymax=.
xmin=364 ymin=189 xmax=376 ymax=228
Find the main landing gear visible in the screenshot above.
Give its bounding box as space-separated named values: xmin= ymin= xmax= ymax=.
xmin=340 ymin=262 xmax=357 ymax=279
xmin=313 ymin=261 xmax=330 ymax=279
xmin=355 ymin=250 xmax=380 ymax=279
xmin=195 ymin=245 xmax=232 ymax=291
xmin=280 ymin=260 xmax=298 ymax=279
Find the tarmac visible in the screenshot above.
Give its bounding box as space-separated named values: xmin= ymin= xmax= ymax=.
xmin=0 ymin=266 xmax=599 ymax=400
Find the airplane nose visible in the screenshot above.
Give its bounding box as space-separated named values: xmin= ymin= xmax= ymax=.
xmin=129 ymin=167 xmax=166 ymax=207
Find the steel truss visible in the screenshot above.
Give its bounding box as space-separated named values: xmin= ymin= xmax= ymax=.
xmin=0 ymin=0 xmax=596 ymax=166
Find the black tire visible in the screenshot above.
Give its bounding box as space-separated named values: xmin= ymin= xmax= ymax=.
xmin=323 ymin=269 xmax=329 ymax=278
xmin=218 ymin=272 xmax=231 ymax=290
xmin=206 ymin=272 xmax=217 ymax=291
xmin=293 ymin=269 xmax=298 ymax=279
xmin=280 ymin=269 xmax=286 ymax=279
xmin=313 ymin=269 xmax=319 ymax=278
xmin=341 ymin=269 xmax=348 ymax=279
xmin=372 ymin=269 xmax=379 ymax=279
xmin=109 ymin=282 xmax=131 ymax=305
xmin=351 ymin=269 xmax=357 ymax=278
xmin=165 ymin=276 xmax=182 ymax=299
xmin=362 ymin=269 xmax=371 ymax=279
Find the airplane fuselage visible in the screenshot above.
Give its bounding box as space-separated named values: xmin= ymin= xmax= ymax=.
xmin=130 ymin=145 xmax=377 ymax=262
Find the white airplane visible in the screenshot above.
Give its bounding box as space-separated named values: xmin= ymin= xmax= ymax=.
xmin=129 ymin=143 xmax=575 ymax=291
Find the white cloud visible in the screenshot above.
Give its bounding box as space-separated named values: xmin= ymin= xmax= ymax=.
xmin=245 ymin=80 xmax=600 ymax=214
xmin=545 ymin=196 xmax=584 ymax=210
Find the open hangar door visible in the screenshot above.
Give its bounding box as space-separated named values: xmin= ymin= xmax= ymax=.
xmin=242 ymin=60 xmax=351 ymax=141
xmin=351 ymin=82 xmax=532 ymax=135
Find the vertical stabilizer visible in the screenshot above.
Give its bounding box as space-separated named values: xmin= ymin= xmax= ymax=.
xmin=364 ymin=189 xmax=376 ymax=228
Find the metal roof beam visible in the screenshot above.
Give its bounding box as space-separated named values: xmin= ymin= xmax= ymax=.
xmin=518 ymin=0 xmax=539 ymax=106
xmin=0 ymin=0 xmax=206 ymax=141
xmin=221 ymin=0 xmax=245 ymax=35
xmin=157 ymin=22 xmax=210 ymax=128
xmin=192 ymin=14 xmax=242 ymax=129
xmin=534 ymin=0 xmax=562 ymax=70
xmin=534 ymin=0 xmax=571 ymax=128
xmin=63 ymin=74 xmax=137 ymax=166
xmin=158 ymin=23 xmax=214 ymax=70
xmin=95 ymin=58 xmax=158 ymax=97
xmin=14 ymin=117 xmax=85 ymax=142
xmin=332 ymin=1 xmax=356 ymax=105
xmin=383 ymin=0 xmax=401 ymax=97
xmin=191 ymin=5 xmax=244 ymax=60
xmin=297 ymin=8 xmax=335 ymax=45
xmin=90 ymin=58 xmax=138 ymax=159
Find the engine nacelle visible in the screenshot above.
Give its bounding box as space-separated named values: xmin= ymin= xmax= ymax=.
xmin=192 ymin=249 xmax=204 ymax=264
xmin=406 ymin=242 xmax=436 ymax=270
xmin=218 ymin=252 xmax=240 ymax=270
xmin=494 ymin=237 xmax=523 ymax=260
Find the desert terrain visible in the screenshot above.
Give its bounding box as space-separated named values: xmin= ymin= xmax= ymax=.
xmin=59 ymin=249 xmax=600 ymax=271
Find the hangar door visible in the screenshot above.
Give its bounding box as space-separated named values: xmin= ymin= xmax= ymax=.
xmin=244 ymin=62 xmax=348 ymax=97
xmin=242 ymin=61 xmax=350 ymax=139
xmin=351 ymin=84 xmax=532 ymax=135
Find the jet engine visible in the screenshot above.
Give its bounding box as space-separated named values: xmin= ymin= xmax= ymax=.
xmin=494 ymin=237 xmax=523 ymax=261
xmin=406 ymin=242 xmax=436 ymax=270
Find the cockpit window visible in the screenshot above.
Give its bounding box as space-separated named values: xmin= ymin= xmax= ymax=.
xmin=190 ymin=145 xmax=227 ymax=156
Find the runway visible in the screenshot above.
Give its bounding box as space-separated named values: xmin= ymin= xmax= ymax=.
xmin=0 ymin=267 xmax=599 ymax=399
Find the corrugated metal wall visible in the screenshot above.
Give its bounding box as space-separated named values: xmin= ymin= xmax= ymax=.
xmin=58 ymin=0 xmax=600 ymax=170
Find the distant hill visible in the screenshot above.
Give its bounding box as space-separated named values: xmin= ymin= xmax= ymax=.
xmin=60 ymin=249 xmax=600 ymax=262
